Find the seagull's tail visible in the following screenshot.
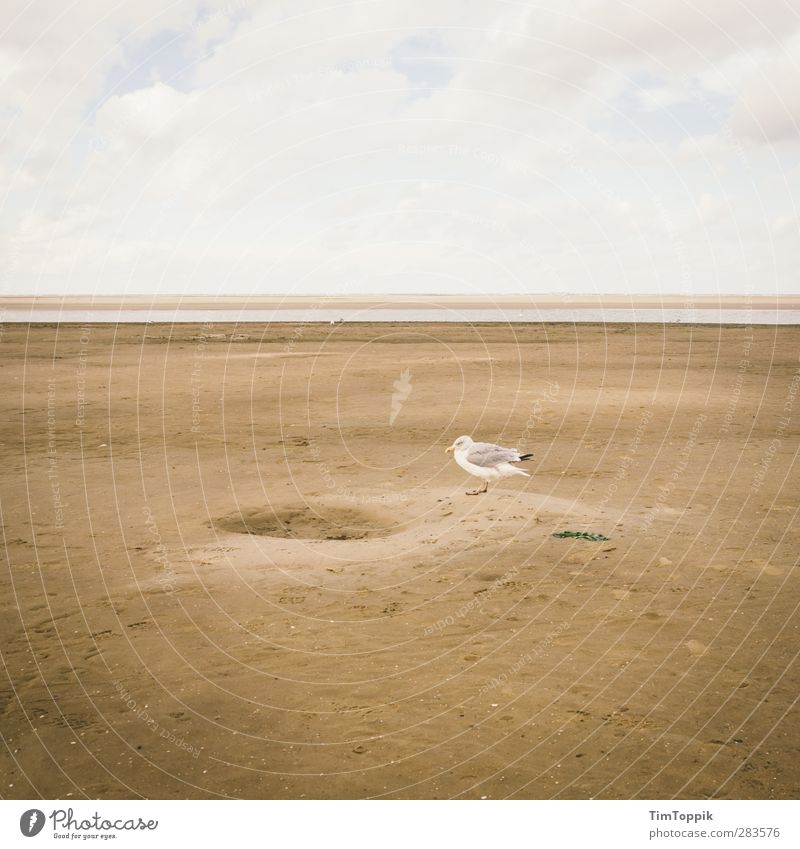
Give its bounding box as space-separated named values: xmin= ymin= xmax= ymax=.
xmin=501 ymin=463 xmax=530 ymax=477
xmin=518 ymin=453 xmax=534 ymax=461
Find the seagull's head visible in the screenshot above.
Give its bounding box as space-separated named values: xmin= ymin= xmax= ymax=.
xmin=445 ymin=435 xmax=473 ymax=454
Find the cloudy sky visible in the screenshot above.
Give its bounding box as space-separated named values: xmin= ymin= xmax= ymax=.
xmin=2 ymin=0 xmax=798 ymax=296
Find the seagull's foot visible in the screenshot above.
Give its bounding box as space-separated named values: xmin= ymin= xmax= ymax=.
xmin=466 ymin=484 xmax=489 ymax=495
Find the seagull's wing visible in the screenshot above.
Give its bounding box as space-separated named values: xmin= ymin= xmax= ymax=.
xmin=466 ymin=442 xmax=522 ymax=468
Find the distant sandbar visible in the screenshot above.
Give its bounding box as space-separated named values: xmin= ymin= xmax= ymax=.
xmin=3 ymin=294 xmax=797 ymax=311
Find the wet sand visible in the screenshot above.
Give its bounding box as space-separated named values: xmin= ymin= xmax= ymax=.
xmin=1 ymin=322 xmax=798 ymax=799
xmin=3 ymin=294 xmax=799 ymax=311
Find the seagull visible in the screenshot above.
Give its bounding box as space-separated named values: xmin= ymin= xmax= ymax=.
xmin=445 ymin=435 xmax=534 ymax=495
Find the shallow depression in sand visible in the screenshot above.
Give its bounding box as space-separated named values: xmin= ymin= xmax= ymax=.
xmin=212 ymin=504 xmax=401 ymax=541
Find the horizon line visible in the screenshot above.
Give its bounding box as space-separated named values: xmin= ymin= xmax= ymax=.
xmin=2 ymin=293 xmax=799 ymax=311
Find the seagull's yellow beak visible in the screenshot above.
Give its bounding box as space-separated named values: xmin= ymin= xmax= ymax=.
xmin=445 ymin=445 xmax=454 ymax=454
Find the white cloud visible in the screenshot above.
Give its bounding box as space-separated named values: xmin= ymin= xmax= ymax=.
xmin=1 ymin=0 xmax=798 ymax=295
xmin=729 ymin=36 xmax=800 ymax=143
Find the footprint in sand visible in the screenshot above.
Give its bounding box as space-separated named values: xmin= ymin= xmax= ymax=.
xmin=685 ymin=639 xmax=708 ymax=656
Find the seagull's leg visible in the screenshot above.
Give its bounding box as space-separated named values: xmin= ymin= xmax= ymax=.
xmin=466 ymin=480 xmax=489 ymax=496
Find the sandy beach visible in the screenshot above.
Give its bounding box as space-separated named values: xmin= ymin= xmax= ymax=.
xmin=1 ymin=321 xmax=798 ymax=800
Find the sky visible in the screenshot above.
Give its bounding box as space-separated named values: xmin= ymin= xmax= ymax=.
xmin=1 ymin=0 xmax=798 ymax=297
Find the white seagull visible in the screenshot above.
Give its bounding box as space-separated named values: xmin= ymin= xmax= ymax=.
xmin=445 ymin=435 xmax=534 ymax=495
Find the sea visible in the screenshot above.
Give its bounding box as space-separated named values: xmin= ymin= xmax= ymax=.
xmin=3 ymin=307 xmax=799 ymax=324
